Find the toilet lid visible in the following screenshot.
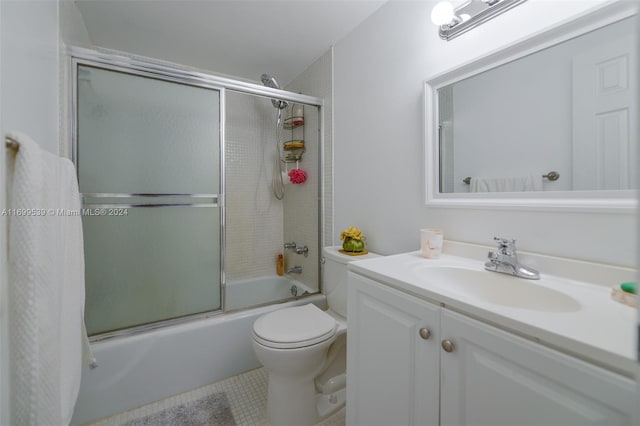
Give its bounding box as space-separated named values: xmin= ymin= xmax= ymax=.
xmin=253 ymin=303 xmax=337 ymax=349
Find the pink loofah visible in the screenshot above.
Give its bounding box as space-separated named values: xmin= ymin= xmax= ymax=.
xmin=288 ymin=168 xmax=307 ymax=184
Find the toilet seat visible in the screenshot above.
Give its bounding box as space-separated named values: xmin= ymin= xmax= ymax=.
xmin=253 ymin=304 xmax=337 ymax=349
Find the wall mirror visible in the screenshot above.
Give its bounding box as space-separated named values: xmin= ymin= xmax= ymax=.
xmin=425 ymin=2 xmax=638 ymax=212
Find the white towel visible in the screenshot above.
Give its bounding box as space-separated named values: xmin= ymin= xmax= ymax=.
xmin=470 ymin=174 xmax=543 ymax=192
xmin=7 ymin=131 xmax=96 ymax=426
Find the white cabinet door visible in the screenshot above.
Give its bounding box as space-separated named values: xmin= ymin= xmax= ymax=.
xmin=347 ymin=273 xmax=440 ymax=426
xmin=440 ymin=310 xmax=635 ymax=426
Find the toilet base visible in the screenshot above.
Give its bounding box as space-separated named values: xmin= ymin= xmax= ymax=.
xmin=266 ymin=372 xmax=321 ymax=426
xmin=316 ymin=387 xmax=346 ymax=420
xmin=266 ymin=371 xmax=346 ymax=426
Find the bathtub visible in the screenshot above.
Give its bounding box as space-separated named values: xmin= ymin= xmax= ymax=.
xmin=225 ymin=276 xmax=314 ymax=311
xmin=71 ymin=276 xmax=323 ymax=425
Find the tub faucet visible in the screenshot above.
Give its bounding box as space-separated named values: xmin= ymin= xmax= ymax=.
xmin=284 ymin=242 xmax=296 ymax=250
xmin=287 ymin=266 xmax=302 ymax=274
xmin=484 ymin=237 xmax=539 ymax=280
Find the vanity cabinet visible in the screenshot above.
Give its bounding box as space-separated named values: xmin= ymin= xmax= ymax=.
xmin=440 ymin=309 xmax=634 ymax=426
xmin=346 ymin=273 xmax=440 ymax=426
xmin=347 ymin=272 xmax=636 ymax=426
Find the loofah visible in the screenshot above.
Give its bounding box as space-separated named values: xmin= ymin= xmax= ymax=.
xmin=288 ymin=168 xmax=307 ymax=184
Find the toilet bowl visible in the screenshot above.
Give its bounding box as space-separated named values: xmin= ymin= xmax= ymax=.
xmin=252 ymin=246 xmax=380 ymax=426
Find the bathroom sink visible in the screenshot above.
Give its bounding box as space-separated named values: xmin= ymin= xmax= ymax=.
xmin=413 ymin=265 xmax=581 ymax=312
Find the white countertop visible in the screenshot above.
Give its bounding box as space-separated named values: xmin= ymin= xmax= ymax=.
xmin=348 ymin=243 xmax=637 ymax=378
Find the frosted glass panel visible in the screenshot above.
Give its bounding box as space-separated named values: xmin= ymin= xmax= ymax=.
xmin=83 ymin=207 xmax=221 ymax=335
xmin=77 ymin=65 xmax=220 ymax=194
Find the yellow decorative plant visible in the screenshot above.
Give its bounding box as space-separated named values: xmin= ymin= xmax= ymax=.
xmin=340 ymin=226 xmax=366 ymax=252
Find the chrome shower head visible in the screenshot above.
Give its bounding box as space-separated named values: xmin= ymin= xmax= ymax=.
xmin=261 ymin=73 xmax=288 ymax=109
xmin=261 ymin=74 xmax=280 ymax=89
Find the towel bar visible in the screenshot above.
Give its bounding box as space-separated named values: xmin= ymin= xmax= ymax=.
xmin=463 ymin=171 xmax=560 ymax=185
xmin=5 ymin=136 xmax=19 ymax=152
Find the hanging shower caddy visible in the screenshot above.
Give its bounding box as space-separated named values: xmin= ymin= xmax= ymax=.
xmin=281 ymin=103 xmax=306 ymax=184
xmin=281 ymin=102 xmax=305 ymax=163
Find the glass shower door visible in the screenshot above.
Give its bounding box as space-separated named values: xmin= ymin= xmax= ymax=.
xmin=76 ymin=64 xmax=222 ymax=336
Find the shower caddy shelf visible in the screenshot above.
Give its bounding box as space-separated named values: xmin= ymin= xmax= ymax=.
xmin=283 ymin=117 xmax=304 ymax=130
xmin=283 ymin=140 xmax=305 ymax=163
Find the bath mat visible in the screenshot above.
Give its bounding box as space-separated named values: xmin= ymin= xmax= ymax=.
xmin=121 ymin=392 xmax=236 ymax=426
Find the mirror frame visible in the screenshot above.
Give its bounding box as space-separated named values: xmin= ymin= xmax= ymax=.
xmin=424 ymin=1 xmax=638 ymax=213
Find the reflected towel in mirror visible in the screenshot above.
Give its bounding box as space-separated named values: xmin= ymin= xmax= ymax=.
xmin=470 ymin=175 xmax=543 ymax=192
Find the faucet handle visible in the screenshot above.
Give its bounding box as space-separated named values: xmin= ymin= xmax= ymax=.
xmin=295 ymin=245 xmax=309 ymax=257
xmin=493 ymin=237 xmax=516 ymax=255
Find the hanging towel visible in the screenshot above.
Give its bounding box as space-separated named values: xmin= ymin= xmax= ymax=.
xmin=7 ymin=131 xmax=96 ymax=426
xmin=470 ymin=174 xmax=543 ymax=192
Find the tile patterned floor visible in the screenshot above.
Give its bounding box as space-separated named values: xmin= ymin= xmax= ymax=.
xmin=87 ymin=367 xmax=345 ymax=426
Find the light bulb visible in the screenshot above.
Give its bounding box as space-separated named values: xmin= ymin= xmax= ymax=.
xmin=431 ymin=1 xmax=455 ymax=26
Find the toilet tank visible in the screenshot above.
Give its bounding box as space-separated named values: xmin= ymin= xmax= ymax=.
xmin=322 ymin=246 xmax=381 ymax=318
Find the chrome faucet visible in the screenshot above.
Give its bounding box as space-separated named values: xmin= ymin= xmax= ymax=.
xmin=286 ymin=266 xmax=302 ymax=274
xmin=484 ymin=237 xmax=539 ymax=280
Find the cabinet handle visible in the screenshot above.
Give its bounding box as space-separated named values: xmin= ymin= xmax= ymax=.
xmin=441 ymin=340 xmax=455 ymax=353
xmin=419 ymin=328 xmax=431 ymax=340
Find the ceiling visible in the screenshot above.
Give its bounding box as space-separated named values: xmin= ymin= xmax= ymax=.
xmin=75 ymin=0 xmax=387 ymax=85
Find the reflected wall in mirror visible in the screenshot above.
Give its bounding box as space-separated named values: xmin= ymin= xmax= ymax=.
xmin=425 ymin=2 xmax=638 ymax=211
xmin=439 ymin=16 xmax=636 ymax=193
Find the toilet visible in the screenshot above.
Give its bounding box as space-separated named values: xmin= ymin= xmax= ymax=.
xmin=252 ymin=246 xmax=381 ymax=426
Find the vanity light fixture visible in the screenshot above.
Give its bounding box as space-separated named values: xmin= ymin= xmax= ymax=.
xmin=431 ymin=0 xmax=527 ymax=41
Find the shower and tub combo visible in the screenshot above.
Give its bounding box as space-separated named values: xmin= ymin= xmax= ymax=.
xmin=69 ymin=47 xmax=324 ymax=424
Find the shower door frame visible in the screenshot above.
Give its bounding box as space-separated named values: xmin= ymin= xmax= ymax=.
xmin=68 ymin=47 xmax=325 ymax=341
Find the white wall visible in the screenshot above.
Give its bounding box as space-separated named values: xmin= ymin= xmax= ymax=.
xmin=1 ymin=0 xmax=59 ymax=153
xmin=0 ymin=0 xmax=60 ymax=423
xmin=60 ymin=0 xmax=92 ymax=49
xmin=334 ymin=0 xmax=636 ymax=266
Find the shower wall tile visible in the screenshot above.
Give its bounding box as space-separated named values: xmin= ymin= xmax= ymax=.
xmin=225 ymin=92 xmax=283 ymax=281
xmin=285 ymin=49 xmax=333 ymax=293
xmin=226 ymin=49 xmax=331 ymax=292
